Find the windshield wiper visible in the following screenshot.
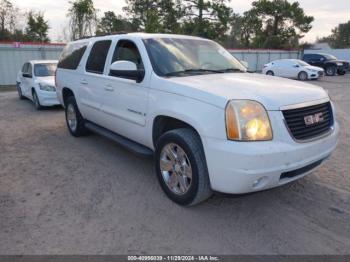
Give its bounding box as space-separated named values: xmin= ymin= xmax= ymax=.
xmin=218 ymin=68 xmax=246 ymax=73
xmin=164 ymin=68 xmax=224 ymax=77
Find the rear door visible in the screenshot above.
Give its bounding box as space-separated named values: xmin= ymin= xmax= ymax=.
xmin=273 ymin=61 xmax=285 ymax=76
xmin=78 ymin=40 xmax=112 ymax=125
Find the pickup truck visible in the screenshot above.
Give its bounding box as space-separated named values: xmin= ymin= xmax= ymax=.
xmin=56 ymin=33 xmax=339 ymax=206
xmin=303 ymin=53 xmax=349 ymax=76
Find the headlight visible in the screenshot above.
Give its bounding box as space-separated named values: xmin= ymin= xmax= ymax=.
xmin=225 ymin=100 xmax=272 ymax=141
xmin=307 ymin=69 xmax=317 ymax=73
xmin=39 ymin=83 xmax=56 ymax=92
xmin=336 ymin=62 xmax=343 ymax=66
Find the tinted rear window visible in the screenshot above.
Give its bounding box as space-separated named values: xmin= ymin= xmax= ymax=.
xmin=86 ymin=40 xmax=112 ymax=74
xmin=58 ymin=42 xmax=87 ymax=70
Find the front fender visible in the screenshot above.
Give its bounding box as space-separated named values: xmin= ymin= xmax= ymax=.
xmin=146 ymin=89 xmax=227 ymax=149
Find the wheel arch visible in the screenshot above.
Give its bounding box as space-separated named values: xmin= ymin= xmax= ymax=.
xmin=62 ymin=87 xmax=75 ymax=107
xmin=152 ymin=115 xmax=202 ymax=148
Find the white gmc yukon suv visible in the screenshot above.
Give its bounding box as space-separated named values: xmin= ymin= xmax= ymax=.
xmin=56 ymin=33 xmax=339 ymax=206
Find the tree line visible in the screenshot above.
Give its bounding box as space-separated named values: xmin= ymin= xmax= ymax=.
xmin=0 ymin=0 xmax=49 ymax=42
xmin=0 ymin=0 xmax=349 ymax=49
xmin=81 ymin=0 xmax=316 ymax=49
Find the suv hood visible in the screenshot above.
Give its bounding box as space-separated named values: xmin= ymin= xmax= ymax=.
xmin=163 ymin=73 xmax=329 ymax=110
xmin=328 ymin=59 xmax=349 ymax=65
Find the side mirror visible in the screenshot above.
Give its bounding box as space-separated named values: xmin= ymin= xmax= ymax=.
xmin=22 ymin=73 xmax=32 ymax=78
xmin=109 ymin=61 xmax=144 ymax=83
xmin=240 ymin=60 xmax=249 ymax=69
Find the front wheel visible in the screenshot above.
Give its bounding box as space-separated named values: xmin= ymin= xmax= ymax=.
xmin=16 ymin=83 xmax=25 ymax=100
xmin=65 ymin=96 xmax=88 ymax=137
xmin=155 ymin=128 xmax=212 ymax=206
xmin=298 ymin=71 xmax=308 ymax=81
xmin=325 ymin=66 xmax=336 ymax=76
xmin=337 ymin=69 xmax=346 ymax=75
xmin=32 ymin=90 xmax=42 ymax=110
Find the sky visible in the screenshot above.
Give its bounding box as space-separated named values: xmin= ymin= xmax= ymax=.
xmin=11 ymin=0 xmax=350 ymax=43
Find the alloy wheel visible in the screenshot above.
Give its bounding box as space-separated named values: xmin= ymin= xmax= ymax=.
xmin=67 ymin=103 xmax=77 ymax=132
xmin=159 ymin=143 xmax=192 ymax=195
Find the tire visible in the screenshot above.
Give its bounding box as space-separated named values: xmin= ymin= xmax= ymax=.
xmin=155 ymin=128 xmax=212 ymax=206
xmin=298 ymin=71 xmax=308 ymax=81
xmin=32 ymin=90 xmax=42 ymax=110
xmin=16 ymin=83 xmax=25 ymax=100
xmin=337 ymin=69 xmax=346 ymax=75
xmin=266 ymin=70 xmax=274 ymax=76
xmin=325 ymin=66 xmax=336 ymax=76
xmin=65 ymin=96 xmax=88 ymax=137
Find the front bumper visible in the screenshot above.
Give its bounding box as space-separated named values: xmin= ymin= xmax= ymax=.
xmin=202 ymin=111 xmax=339 ymax=194
xmin=307 ymin=71 xmax=323 ymax=79
xmin=37 ymin=90 xmax=60 ymax=106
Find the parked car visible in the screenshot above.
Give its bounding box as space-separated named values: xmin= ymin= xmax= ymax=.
xmin=16 ymin=60 xmax=60 ymax=109
xmin=262 ymin=59 xmax=324 ymax=81
xmin=56 ymin=33 xmax=339 ymax=206
xmin=303 ymin=53 xmax=349 ymax=76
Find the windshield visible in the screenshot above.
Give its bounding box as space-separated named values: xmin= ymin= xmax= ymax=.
xmin=322 ymin=54 xmax=337 ymax=60
xmin=34 ymin=63 xmax=57 ymax=77
xmin=143 ymin=38 xmax=246 ymax=77
xmin=297 ymin=60 xmax=310 ymax=66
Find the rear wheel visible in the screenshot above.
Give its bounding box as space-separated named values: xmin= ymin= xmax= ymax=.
xmin=325 ymin=66 xmax=336 ymax=76
xmin=155 ymin=128 xmax=212 ymax=206
xmin=266 ymin=70 xmax=274 ymax=76
xmin=32 ymin=90 xmax=42 ymax=110
xmin=65 ymin=96 xmax=88 ymax=137
xmin=298 ymin=71 xmax=308 ymax=81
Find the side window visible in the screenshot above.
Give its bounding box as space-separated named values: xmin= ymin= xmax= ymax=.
xmin=86 ymin=40 xmax=112 ymax=74
xmin=58 ymin=42 xmax=88 ymax=70
xmin=314 ymin=54 xmax=322 ymax=61
xmin=305 ymin=54 xmax=314 ymax=61
xmin=22 ymin=63 xmax=28 ymax=73
xmin=27 ymin=64 xmax=33 ymax=77
xmin=112 ymin=40 xmax=144 ymax=70
xmin=318 ymin=55 xmax=326 ymax=61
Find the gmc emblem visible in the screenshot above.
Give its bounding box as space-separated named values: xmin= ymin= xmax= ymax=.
xmin=304 ymin=112 xmax=324 ymax=126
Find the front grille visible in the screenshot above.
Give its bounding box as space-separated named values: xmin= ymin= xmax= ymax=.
xmin=282 ymin=102 xmax=333 ymax=141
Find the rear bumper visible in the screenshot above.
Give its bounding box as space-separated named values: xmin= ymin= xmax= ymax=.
xmin=202 ymin=121 xmax=339 ymax=194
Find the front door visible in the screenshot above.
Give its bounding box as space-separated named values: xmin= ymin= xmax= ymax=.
xmin=100 ymin=39 xmax=150 ymax=145
xmin=22 ymin=63 xmax=33 ymax=97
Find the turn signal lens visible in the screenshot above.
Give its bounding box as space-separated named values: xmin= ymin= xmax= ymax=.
xmin=225 ymin=102 xmax=239 ymax=139
xmin=225 ymin=100 xmax=272 ymax=141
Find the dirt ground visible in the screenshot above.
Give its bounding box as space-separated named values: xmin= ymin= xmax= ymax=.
xmin=0 ymin=75 xmax=350 ymax=255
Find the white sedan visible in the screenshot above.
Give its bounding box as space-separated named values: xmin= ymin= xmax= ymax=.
xmin=262 ymin=59 xmax=324 ymax=81
xmin=16 ymin=60 xmax=60 ymax=110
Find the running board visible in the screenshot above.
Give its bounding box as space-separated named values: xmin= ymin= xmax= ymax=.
xmin=85 ymin=122 xmax=153 ymax=157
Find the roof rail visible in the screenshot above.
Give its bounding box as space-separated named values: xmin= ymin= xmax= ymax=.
xmin=77 ymin=31 xmax=130 ymax=40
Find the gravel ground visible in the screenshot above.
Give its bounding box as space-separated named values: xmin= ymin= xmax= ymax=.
xmin=0 ymin=75 xmax=350 ymax=255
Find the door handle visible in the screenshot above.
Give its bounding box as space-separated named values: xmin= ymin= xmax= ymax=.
xmin=81 ymin=80 xmax=88 ymax=85
xmin=104 ymin=85 xmax=114 ymax=92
